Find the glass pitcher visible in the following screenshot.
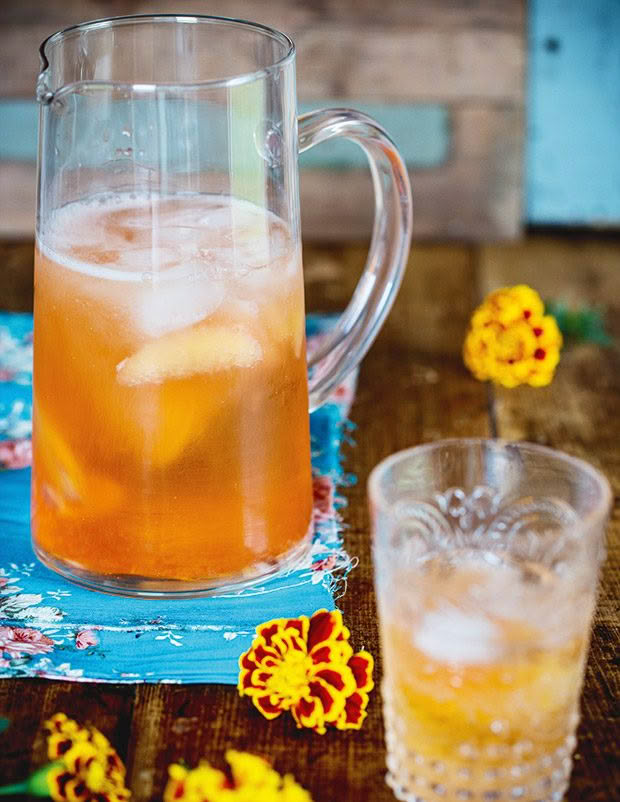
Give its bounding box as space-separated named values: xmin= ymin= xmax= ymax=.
xmin=32 ymin=14 xmax=412 ymax=597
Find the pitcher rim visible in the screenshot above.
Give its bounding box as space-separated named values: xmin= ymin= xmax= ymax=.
xmin=39 ymin=13 xmax=296 ymax=95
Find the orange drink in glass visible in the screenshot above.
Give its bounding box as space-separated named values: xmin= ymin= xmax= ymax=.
xmin=369 ymin=440 xmax=611 ymax=802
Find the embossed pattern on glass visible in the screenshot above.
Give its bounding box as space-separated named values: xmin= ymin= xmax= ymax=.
xmin=368 ymin=440 xmax=611 ymax=802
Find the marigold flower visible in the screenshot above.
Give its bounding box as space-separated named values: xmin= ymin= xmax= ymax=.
xmin=164 ymin=750 xmax=313 ymax=802
xmin=463 ymin=285 xmax=563 ymax=388
xmin=238 ymin=609 xmax=374 ymax=734
xmin=0 ymin=713 xmax=129 ymax=802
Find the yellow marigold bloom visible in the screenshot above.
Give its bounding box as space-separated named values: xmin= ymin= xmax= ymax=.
xmin=238 ymin=609 xmax=374 ymax=734
xmin=43 ymin=713 xmax=130 ymax=802
xmin=0 ymin=714 xmax=129 ymax=802
xmin=163 ymin=750 xmax=313 ymax=802
xmin=464 ymin=285 xmax=562 ymax=388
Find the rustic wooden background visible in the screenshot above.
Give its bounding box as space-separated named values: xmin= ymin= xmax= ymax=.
xmin=0 ymin=234 xmax=618 ymax=799
xmin=0 ymin=2 xmax=618 ymax=797
xmin=0 ymin=0 xmax=525 ymax=240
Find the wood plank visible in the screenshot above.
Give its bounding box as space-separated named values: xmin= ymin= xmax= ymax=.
xmin=0 ymin=99 xmax=450 ymax=169
xmin=1 ymin=6 xmax=523 ymax=101
xmin=0 ymin=680 xmax=135 ymax=787
xmin=304 ymin=243 xmax=476 ymax=356
xmin=479 ymin=241 xmax=620 ymax=801
xmin=319 ymin=1 xmax=524 ymax=30
xmin=296 ymin=26 xmax=523 ymax=103
xmin=0 ymin=240 xmax=34 ymax=311
xmin=0 ymin=0 xmax=315 ymax=30
xmin=0 ymin=3 xmax=524 ymax=243
xmin=0 ymin=102 xmax=524 ymax=241
xmin=300 ymin=104 xmax=523 ymax=241
xmin=0 ymin=0 xmax=524 ymax=31
xmin=0 ymin=25 xmax=50 ymax=98
xmin=527 ymin=0 xmax=620 ymax=226
xmin=0 ymin=164 xmax=36 ymax=240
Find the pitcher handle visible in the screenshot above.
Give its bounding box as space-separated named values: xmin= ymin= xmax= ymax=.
xmin=299 ymin=108 xmax=413 ymax=411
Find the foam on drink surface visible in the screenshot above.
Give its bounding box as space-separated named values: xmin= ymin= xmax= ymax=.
xmin=38 ymin=192 xmax=300 ymax=350
xmin=38 ymin=191 xmax=291 ymax=283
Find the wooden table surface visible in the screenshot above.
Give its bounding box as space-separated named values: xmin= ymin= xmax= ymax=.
xmin=0 ymin=236 xmax=618 ymax=800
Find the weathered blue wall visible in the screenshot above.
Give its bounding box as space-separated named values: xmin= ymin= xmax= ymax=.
xmin=527 ymin=0 xmax=620 ymax=225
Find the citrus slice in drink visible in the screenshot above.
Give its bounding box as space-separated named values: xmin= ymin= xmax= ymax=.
xmin=34 ymin=400 xmax=124 ymax=518
xmin=116 ymin=324 xmax=262 ymax=385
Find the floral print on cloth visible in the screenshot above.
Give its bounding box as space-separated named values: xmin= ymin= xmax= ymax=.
xmin=0 ymin=313 xmax=357 ymax=684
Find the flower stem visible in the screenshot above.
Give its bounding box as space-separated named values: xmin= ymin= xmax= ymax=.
xmin=0 ymin=762 xmax=62 ymax=798
xmin=0 ymin=780 xmax=30 ymax=796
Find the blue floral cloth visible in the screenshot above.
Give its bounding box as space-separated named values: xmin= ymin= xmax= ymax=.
xmin=0 ymin=313 xmax=356 ymax=684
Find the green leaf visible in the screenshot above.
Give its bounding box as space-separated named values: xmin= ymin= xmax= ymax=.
xmin=545 ymin=300 xmax=613 ymax=347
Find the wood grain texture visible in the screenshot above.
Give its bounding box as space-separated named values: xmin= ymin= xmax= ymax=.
xmin=296 ymin=26 xmax=522 ymax=102
xmin=0 ymin=240 xmax=34 ymax=310
xmin=300 ymin=104 xmax=523 ymax=241
xmin=480 ymin=238 xmax=620 ymax=339
xmin=0 ymin=0 xmax=524 ymax=31
xmin=0 ymin=1 xmax=525 ymax=97
xmin=304 ymin=243 xmax=476 ymax=356
xmin=480 ymin=240 xmax=620 ymax=801
xmin=0 ymin=1 xmax=525 ymax=242
xmin=0 ymin=680 xmax=135 ymax=785
xmin=0 ymin=100 xmax=524 ymax=241
xmin=0 ymin=234 xmax=617 ymax=800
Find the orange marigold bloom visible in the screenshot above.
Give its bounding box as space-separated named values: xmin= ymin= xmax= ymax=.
xmin=463 ymin=285 xmax=562 ymax=388
xmin=238 ymin=609 xmax=374 ymax=734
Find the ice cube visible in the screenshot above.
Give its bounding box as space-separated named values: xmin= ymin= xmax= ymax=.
xmin=119 ymin=246 xmax=180 ymax=272
xmin=414 ymin=606 xmax=501 ymax=665
xmin=116 ymin=324 xmax=262 ymax=385
xmin=135 ymin=275 xmax=226 ymax=337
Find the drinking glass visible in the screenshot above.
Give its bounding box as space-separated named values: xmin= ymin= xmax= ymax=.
xmin=33 ymin=15 xmax=412 ymax=596
xmin=368 ymin=439 xmax=611 ymax=802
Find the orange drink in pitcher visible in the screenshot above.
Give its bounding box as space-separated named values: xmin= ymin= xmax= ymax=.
xmin=33 ymin=15 xmax=412 ymax=595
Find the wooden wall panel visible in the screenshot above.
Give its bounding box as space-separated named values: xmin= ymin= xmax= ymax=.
xmin=299 ymin=106 xmax=522 ymax=241
xmin=0 ymin=101 xmax=523 ymax=241
xmin=1 ymin=0 xmax=525 ymax=31
xmin=296 ymin=27 xmax=523 ymax=102
xmin=0 ymin=0 xmax=525 ymax=241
